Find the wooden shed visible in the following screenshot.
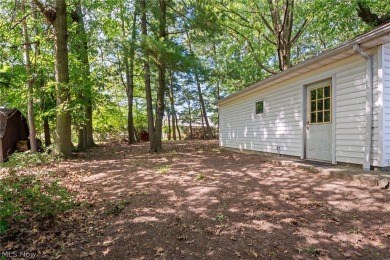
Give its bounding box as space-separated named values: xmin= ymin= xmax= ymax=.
xmin=0 ymin=108 xmax=29 ymax=163
xmin=217 ymin=23 xmax=390 ymax=170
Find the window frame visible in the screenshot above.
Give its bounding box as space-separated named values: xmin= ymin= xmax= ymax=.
xmin=309 ymin=84 xmax=332 ymax=124
xmin=255 ymin=100 xmax=265 ymax=115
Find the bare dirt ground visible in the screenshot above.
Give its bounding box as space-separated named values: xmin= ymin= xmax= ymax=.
xmin=2 ymin=140 xmax=390 ymax=259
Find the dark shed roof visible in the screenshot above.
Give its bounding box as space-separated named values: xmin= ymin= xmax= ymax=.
xmin=0 ymin=108 xmax=18 ymax=138
xmin=0 ymin=108 xmax=29 ymax=162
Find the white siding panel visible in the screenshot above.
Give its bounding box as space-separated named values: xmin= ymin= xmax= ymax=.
xmin=334 ymin=50 xmax=380 ymax=167
xmin=382 ymin=43 xmax=390 ymax=166
xmin=219 ymin=46 xmax=382 ymax=167
xmin=219 ymin=83 xmax=302 ymax=156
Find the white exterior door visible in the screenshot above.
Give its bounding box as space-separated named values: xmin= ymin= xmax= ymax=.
xmin=306 ymin=82 xmax=332 ymax=161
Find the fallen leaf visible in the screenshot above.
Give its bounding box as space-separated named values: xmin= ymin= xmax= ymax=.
xmin=155 ymin=247 xmax=164 ymax=256
xmin=80 ymin=250 xmax=95 ymax=258
xmin=247 ymin=249 xmax=258 ymax=258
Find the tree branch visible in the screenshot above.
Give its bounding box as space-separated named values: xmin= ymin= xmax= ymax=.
xmin=32 ymin=0 xmax=56 ymax=24
xmin=221 ymin=5 xmax=251 ymax=25
xmin=258 ymin=5 xmax=273 ymax=33
xmin=291 ymin=19 xmax=308 ymax=44
xmin=356 ymin=0 xmax=390 ymax=26
xmin=226 ymin=25 xmax=277 ymax=75
xmin=9 ymin=11 xmax=38 ymax=31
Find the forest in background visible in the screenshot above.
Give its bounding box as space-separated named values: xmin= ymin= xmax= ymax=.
xmin=0 ymin=0 xmax=389 ymax=156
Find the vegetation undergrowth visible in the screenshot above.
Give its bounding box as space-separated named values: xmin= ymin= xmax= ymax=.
xmin=0 ymin=150 xmax=75 ymax=236
xmin=1 ymin=147 xmax=61 ymax=169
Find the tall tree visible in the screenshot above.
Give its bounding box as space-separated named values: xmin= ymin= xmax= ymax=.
xmin=168 ymin=71 xmax=177 ymax=140
xmin=34 ymin=0 xmax=72 ymax=157
xmin=21 ymin=1 xmax=38 ymax=153
xmin=72 ymin=2 xmax=95 ymax=150
xmin=185 ymin=32 xmax=213 ymax=139
xmin=141 ymin=0 xmax=155 ymax=151
xmin=150 ymin=0 xmax=168 ymax=152
xmin=120 ymin=4 xmax=137 ymax=144
xmin=220 ymin=0 xmax=307 ymax=73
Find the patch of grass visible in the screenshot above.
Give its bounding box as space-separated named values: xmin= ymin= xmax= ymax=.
xmin=347 ymin=227 xmax=359 ymax=234
xmin=298 ymin=166 xmax=319 ymax=173
xmin=195 ymin=173 xmax=206 ymax=181
xmin=0 ymin=173 xmax=75 ymax=235
xmin=106 ymin=200 xmax=130 ymax=215
xmin=156 ymin=164 xmax=171 ymax=174
xmin=215 ymin=214 xmax=225 ymax=221
xmin=213 ymin=213 xmax=228 ymax=227
xmin=300 ymin=247 xmax=320 ymax=255
xmin=1 ymin=149 xmax=60 ymax=169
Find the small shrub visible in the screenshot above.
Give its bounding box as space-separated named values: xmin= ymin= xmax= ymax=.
xmin=195 ymin=173 xmax=206 ymax=181
xmin=156 ymin=165 xmax=171 ymax=174
xmin=106 ymin=200 xmax=130 ymax=215
xmin=347 ymin=227 xmax=359 ymax=234
xmin=2 ymin=149 xmax=60 ymax=169
xmin=298 ymin=166 xmax=319 ymax=173
xmin=0 ymin=173 xmax=75 ymax=235
xmin=302 ymin=247 xmax=320 ymax=255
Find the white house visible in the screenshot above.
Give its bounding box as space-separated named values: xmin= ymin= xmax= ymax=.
xmin=216 ymin=23 xmax=390 ymax=170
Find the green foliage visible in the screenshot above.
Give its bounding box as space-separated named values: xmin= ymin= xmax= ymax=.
xmin=1 ymin=0 xmax=389 ymax=150
xmin=156 ymin=164 xmax=171 ymax=174
xmin=2 ymin=149 xmax=60 ymax=169
xmin=347 ymin=227 xmax=360 ymax=234
xmin=0 ymin=173 xmax=75 ymax=234
xmin=195 ymin=173 xmax=206 ymax=181
xmin=106 ymin=199 xmax=130 ymax=215
xmin=302 ymin=246 xmax=320 ymax=255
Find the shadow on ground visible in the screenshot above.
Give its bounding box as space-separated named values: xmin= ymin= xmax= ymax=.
xmin=4 ymin=140 xmax=388 ymax=259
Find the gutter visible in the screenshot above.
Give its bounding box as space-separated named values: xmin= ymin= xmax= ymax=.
xmin=353 ymin=44 xmax=373 ymax=171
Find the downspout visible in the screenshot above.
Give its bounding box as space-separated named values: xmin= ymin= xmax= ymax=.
xmin=353 ymin=44 xmax=373 ymax=171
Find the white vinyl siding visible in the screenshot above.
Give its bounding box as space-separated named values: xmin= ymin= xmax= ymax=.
xmin=382 ymin=43 xmax=390 ymax=166
xmin=219 ymin=84 xmax=302 ymax=156
xmin=335 ymin=51 xmax=379 ymax=166
xmin=219 ymin=46 xmax=384 ymax=167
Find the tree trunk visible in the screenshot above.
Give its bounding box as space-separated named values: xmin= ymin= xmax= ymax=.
xmin=73 ymin=2 xmax=94 ymax=149
xmin=21 ymin=2 xmax=37 ymax=153
xmin=34 ymin=0 xmax=72 ymax=156
xmin=195 ymin=74 xmax=213 ymax=138
xmin=168 ymin=72 xmax=176 ymax=140
xmin=200 ymin=103 xmax=206 ymax=139
xmin=357 ymin=0 xmax=390 ymax=26
xmin=85 ymin=105 xmax=94 ymax=147
xmin=141 ymin=0 xmax=155 ymax=150
xmin=31 ymin=0 xmax=51 ymax=147
xmin=149 ymin=0 xmax=167 ymax=153
xmin=77 ymin=127 xmax=86 ymax=150
xmin=121 ymin=7 xmax=137 ymax=144
xmin=260 ymin=0 xmax=307 ymax=71
xmin=43 ymin=117 xmax=51 ymax=147
xmin=54 ymin=0 xmax=72 ymax=157
xmin=187 ymin=99 xmax=193 ymax=140
xmin=175 ymin=113 xmax=181 ymax=140
xmin=186 ymin=31 xmax=213 ymax=139
xmin=167 ymin=108 xmax=171 ymax=140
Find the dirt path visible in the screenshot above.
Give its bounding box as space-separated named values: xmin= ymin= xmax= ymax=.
xmin=3 ymin=140 xmax=390 ymax=259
